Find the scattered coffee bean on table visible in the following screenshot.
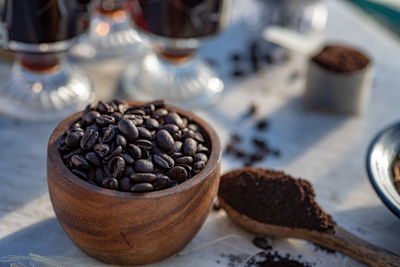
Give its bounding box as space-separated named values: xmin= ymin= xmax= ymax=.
xmin=58 ymin=100 xmax=210 ymax=192
xmin=218 ymin=168 xmax=336 ymax=233
xmin=252 ymin=237 xmax=272 ymax=250
xmin=244 ymin=251 xmax=313 ymax=267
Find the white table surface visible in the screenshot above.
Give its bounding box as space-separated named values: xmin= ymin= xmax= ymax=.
xmin=1 ymin=0 xmax=400 ymax=266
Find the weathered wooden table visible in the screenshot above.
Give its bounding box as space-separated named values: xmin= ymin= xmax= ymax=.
xmin=1 ymin=1 xmax=400 ymax=266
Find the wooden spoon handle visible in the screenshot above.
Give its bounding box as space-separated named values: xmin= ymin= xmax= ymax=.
xmin=307 ymin=226 xmax=400 ymax=267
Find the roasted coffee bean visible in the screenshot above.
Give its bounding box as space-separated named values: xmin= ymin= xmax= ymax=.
xmin=71 ymin=155 xmax=90 ymax=171
xmin=86 ymin=123 xmax=99 ymax=132
xmin=181 ymin=117 xmax=188 ymax=128
xmin=143 ymin=103 xmax=155 ymax=114
xmin=173 ymin=131 xmax=181 ymax=140
xmin=83 ymin=110 xmax=100 ymax=125
xmin=111 ymin=112 xmax=122 ymax=122
xmin=175 ymin=156 xmax=193 ymax=165
xmin=235 ymin=150 xmax=247 ymax=158
xmin=103 ymin=125 xmax=117 ymax=143
xmin=152 ymin=108 xmax=168 ymax=119
xmin=149 ymin=100 xmax=165 ymax=109
xmin=108 ymin=156 xmax=125 ymax=178
xmin=135 ymin=159 xmax=154 ymax=173
xmin=118 ymin=153 xmax=132 ymax=164
xmin=157 ymin=130 xmax=174 ymax=151
xmin=119 ymin=177 xmax=132 ymax=192
xmin=96 ymin=115 xmax=115 ymax=127
xmin=188 ymin=123 xmax=200 ymax=132
xmin=179 ymin=128 xmax=192 ymax=140
xmin=183 ymin=138 xmax=197 ymax=156
xmin=252 ymin=138 xmax=267 ymax=149
xmin=102 ymin=178 xmax=118 ymax=190
xmin=167 ymin=166 xmax=187 ymax=182
xmin=193 ymin=160 xmax=205 ymax=174
xmin=72 ymin=169 xmax=88 ymax=179
xmin=131 ymin=115 xmax=144 ymax=126
xmin=145 ymin=118 xmax=159 ymax=130
xmin=153 ymin=153 xmax=175 ymax=169
xmin=125 ymin=107 xmax=146 ymax=116
xmin=94 ymin=143 xmax=110 ymax=157
xmin=62 ymin=148 xmax=82 ymax=160
xmin=131 ymin=183 xmax=153 ymax=192
xmin=170 ymin=152 xmax=184 ymax=158
xmin=130 ymin=173 xmax=157 ymax=183
xmin=80 ymin=129 xmax=99 ymax=150
xmin=65 ymin=131 xmax=83 ymax=148
xmin=160 ymin=124 xmax=179 ymax=134
xmin=152 ymin=143 xmax=163 ymax=154
xmin=194 ymin=153 xmax=208 ymax=163
xmin=256 ymin=119 xmax=269 ymax=131
xmin=165 ymin=112 xmax=184 ymax=128
xmin=250 ymin=151 xmax=264 ymax=162
xmin=116 ymin=134 xmax=127 ymax=147
xmin=168 ymin=141 xmax=183 ymax=154
xmin=86 ymin=152 xmax=101 ymax=166
xmin=97 ymin=100 xmax=113 ymax=113
xmin=94 ymin=168 xmax=106 ymax=184
xmin=179 ymin=164 xmax=192 ymax=178
xmin=141 ymin=148 xmax=150 ymax=159
xmin=137 ymin=127 xmax=152 ymax=139
xmin=58 ymin=135 xmax=70 ymax=152
xmin=136 ymin=139 xmax=153 ymax=150
xmin=118 ymin=119 xmax=139 ymax=141
xmin=231 ymin=133 xmax=242 ymax=143
xmin=252 ymin=237 xmax=272 ymax=250
xmin=153 ymin=175 xmax=170 ymax=190
xmin=105 ymin=145 xmax=123 ymax=160
xmin=128 ymin=144 xmax=141 ymax=159
xmin=197 ymin=144 xmax=209 ymax=153
xmin=124 ymin=166 xmax=135 ymax=176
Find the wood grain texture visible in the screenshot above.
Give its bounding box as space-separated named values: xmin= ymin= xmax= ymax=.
xmin=47 ymin=101 xmax=221 ymax=265
xmin=218 ymin=197 xmax=400 ymax=267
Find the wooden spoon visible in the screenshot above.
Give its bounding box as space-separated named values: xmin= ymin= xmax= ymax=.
xmin=219 ymin=197 xmax=400 ymax=267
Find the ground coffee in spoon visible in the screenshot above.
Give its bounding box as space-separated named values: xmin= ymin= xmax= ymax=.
xmin=218 ymin=168 xmax=335 ymax=233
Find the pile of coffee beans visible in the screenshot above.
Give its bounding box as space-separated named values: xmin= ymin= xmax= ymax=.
xmin=58 ymin=100 xmax=210 ymax=193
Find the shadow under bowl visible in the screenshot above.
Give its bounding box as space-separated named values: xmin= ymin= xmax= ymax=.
xmin=366 ymin=122 xmax=400 ymax=219
xmin=47 ymin=101 xmax=221 ymax=265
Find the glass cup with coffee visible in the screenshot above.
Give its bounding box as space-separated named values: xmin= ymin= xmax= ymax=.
xmin=122 ymin=0 xmax=231 ymax=109
xmin=0 ymin=0 xmax=94 ymax=121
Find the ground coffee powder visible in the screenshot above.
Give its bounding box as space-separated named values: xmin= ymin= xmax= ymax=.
xmin=312 ymin=45 xmax=370 ymax=73
xmin=218 ymin=168 xmax=336 ymax=233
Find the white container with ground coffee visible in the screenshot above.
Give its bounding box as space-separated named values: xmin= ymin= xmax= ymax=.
xmin=305 ymin=45 xmax=372 ymax=114
xmin=263 ymin=27 xmax=373 ymax=114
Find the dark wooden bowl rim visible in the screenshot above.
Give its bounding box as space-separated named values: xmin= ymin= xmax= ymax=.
xmin=48 ymin=101 xmax=221 ymax=200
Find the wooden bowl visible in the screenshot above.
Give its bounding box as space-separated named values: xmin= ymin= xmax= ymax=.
xmin=47 ymin=101 xmax=221 ymax=265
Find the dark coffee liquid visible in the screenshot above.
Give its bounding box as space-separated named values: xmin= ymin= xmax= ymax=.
xmin=1 ymin=0 xmax=91 ymax=44
xmin=130 ymin=0 xmax=225 ymax=39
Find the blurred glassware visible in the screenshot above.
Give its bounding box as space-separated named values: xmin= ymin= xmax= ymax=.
xmin=0 ymin=0 xmax=94 ymax=121
xmin=261 ymin=0 xmax=328 ymax=36
xmin=70 ymin=0 xmax=145 ymax=60
xmin=122 ymin=0 xmax=231 ymax=110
